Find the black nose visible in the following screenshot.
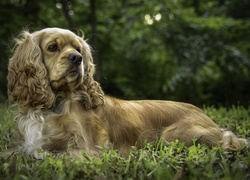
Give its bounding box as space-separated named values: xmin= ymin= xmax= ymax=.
xmin=67 ymin=53 xmax=82 ymax=66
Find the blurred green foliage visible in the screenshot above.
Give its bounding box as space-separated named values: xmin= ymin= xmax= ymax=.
xmin=0 ymin=0 xmax=249 ymax=106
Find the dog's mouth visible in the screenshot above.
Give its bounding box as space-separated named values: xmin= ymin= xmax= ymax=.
xmin=66 ymin=69 xmax=81 ymax=82
xmin=66 ymin=63 xmax=84 ymax=80
xmin=51 ymin=67 xmax=83 ymax=90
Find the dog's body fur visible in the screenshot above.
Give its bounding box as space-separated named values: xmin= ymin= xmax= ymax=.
xmin=1 ymin=28 xmax=248 ymax=158
xmin=43 ymin=97 xmax=223 ymax=155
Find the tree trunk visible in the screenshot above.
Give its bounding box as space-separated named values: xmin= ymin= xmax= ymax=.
xmin=60 ymin=0 xmax=75 ymax=28
xmin=90 ymin=0 xmax=100 ymax=81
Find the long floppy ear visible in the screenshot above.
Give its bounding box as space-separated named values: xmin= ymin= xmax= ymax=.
xmin=8 ymin=31 xmax=55 ymax=110
xmin=79 ymin=38 xmax=104 ymax=109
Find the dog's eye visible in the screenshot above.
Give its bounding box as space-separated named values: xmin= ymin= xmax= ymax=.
xmin=48 ymin=44 xmax=59 ymax=52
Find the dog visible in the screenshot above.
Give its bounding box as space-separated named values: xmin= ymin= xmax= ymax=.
xmin=2 ymin=27 xmax=248 ymax=158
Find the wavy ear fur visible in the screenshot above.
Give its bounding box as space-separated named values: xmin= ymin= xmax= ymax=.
xmin=78 ymin=39 xmax=104 ymax=109
xmin=8 ymin=31 xmax=55 ymax=110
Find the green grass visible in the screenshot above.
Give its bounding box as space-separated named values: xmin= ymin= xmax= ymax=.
xmin=0 ymin=105 xmax=249 ymax=180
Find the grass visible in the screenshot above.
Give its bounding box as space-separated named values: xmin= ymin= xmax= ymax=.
xmin=0 ymin=105 xmax=249 ymax=180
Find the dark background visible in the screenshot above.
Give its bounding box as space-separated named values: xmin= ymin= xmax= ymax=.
xmin=0 ymin=0 xmax=250 ymax=107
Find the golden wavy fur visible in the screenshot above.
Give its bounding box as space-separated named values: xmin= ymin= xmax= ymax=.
xmin=2 ymin=28 xmax=248 ymax=158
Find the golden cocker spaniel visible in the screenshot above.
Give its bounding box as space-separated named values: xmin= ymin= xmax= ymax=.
xmin=3 ymin=27 xmax=248 ymax=158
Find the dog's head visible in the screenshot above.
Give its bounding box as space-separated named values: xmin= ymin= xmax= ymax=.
xmin=8 ymin=28 xmax=103 ymax=110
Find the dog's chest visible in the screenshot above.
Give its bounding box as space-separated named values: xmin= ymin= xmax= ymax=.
xmin=43 ymin=114 xmax=81 ymax=151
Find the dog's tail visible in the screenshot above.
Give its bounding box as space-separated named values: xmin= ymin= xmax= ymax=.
xmin=221 ymin=130 xmax=249 ymax=151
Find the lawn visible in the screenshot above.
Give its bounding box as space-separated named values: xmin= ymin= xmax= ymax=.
xmin=0 ymin=105 xmax=249 ymax=179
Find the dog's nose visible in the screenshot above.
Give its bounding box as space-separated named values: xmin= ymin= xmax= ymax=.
xmin=67 ymin=53 xmax=82 ymax=66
